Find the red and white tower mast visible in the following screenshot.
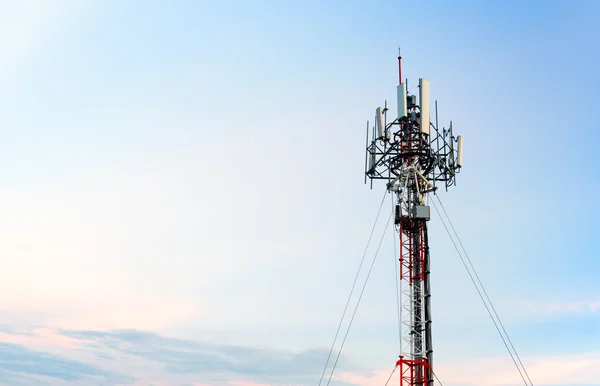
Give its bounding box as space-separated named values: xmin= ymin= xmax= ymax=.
xmin=365 ymin=51 xmax=463 ymax=386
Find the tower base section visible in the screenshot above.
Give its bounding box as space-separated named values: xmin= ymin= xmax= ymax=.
xmin=396 ymin=356 xmax=431 ymax=386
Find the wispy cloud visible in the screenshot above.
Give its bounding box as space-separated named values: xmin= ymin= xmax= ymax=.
xmin=62 ymin=329 xmax=368 ymax=384
xmin=522 ymin=299 xmax=600 ymax=315
xmin=431 ymin=352 xmax=600 ymax=386
xmin=3 ymin=325 xmax=600 ymax=385
xmin=0 ymin=327 xmax=370 ymax=385
xmin=0 ymin=341 xmax=131 ymax=385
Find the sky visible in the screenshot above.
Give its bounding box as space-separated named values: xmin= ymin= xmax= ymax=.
xmin=0 ymin=0 xmax=599 ymax=385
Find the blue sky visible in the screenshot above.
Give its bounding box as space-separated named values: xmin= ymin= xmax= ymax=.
xmin=0 ymin=0 xmax=599 ymax=385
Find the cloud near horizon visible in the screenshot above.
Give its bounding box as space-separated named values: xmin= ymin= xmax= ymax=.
xmin=0 ymin=327 xmax=369 ymax=385
xmin=1 ymin=326 xmax=600 ymax=386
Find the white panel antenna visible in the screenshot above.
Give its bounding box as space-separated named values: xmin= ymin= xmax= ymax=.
xmin=376 ymin=107 xmax=384 ymax=138
xmin=419 ymin=78 xmax=430 ymax=135
xmin=397 ymin=83 xmax=407 ymax=119
xmin=369 ymin=118 xmax=376 ymax=171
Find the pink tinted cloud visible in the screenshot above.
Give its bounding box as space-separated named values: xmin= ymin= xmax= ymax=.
xmin=334 ymin=368 xmax=395 ymax=386
xmin=3 ymin=327 xmax=600 ymax=385
xmin=46 ymin=297 xmax=200 ymax=331
xmin=0 ymin=327 xmax=80 ymax=350
xmin=0 ymin=293 xmax=201 ymax=332
xmin=422 ymin=352 xmax=600 ymax=386
xmin=332 ymin=352 xmax=600 ymax=386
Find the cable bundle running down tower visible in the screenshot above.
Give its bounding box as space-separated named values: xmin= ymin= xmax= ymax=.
xmin=364 ymin=52 xmax=463 ymax=386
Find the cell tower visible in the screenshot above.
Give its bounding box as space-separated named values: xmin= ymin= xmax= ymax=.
xmin=364 ymin=51 xmax=463 ymax=386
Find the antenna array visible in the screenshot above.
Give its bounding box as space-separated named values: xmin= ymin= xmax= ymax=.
xmin=364 ymin=52 xmax=464 ymax=386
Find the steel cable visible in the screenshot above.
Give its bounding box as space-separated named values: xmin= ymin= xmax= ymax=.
xmin=434 ymin=195 xmax=533 ymax=385
xmin=326 ymin=207 xmax=394 ymax=386
xmin=317 ymin=190 xmax=388 ymax=386
xmin=431 ymin=197 xmax=531 ymax=386
xmin=383 ymin=364 xmax=397 ymax=386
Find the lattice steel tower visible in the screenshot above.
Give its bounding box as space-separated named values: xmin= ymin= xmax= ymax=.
xmin=364 ymin=51 xmax=463 ymax=386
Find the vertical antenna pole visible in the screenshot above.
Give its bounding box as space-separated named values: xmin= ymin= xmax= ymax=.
xmin=435 ymin=101 xmax=439 ymax=133
xmin=364 ymin=121 xmax=369 ymax=184
xmin=434 ymin=101 xmax=439 ymax=188
xmin=372 ymin=117 xmax=376 ymax=142
xmin=398 ymin=48 xmax=402 ymax=85
xmin=450 ymin=121 xmax=456 ymax=187
xmin=384 ymin=100 xmax=388 ymax=127
xmin=384 ymin=100 xmax=388 ymax=146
